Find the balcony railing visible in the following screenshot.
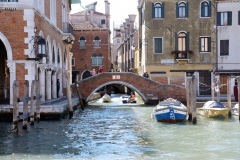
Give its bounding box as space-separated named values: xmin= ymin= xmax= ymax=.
xmin=171 ymin=50 xmax=193 ymax=60
xmin=62 ymin=22 xmax=73 ymax=35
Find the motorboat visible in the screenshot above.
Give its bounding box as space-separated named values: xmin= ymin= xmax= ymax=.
xmin=232 ymin=104 xmax=239 ymax=116
xmin=102 ymin=93 xmax=111 ymax=102
xmin=151 ymin=98 xmax=188 ymax=123
xmin=198 ymin=101 xmax=229 ymax=118
xmin=121 ymin=95 xmax=136 ymax=104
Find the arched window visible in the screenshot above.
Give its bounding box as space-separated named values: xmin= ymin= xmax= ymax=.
xmin=52 ymin=47 xmax=55 ymax=65
xmin=178 ymin=32 xmax=186 ymax=51
xmin=57 ymin=48 xmax=60 ymax=65
xmin=46 ymin=42 xmax=49 ymax=64
xmin=79 ymin=36 xmax=86 ymax=48
xmin=94 ymin=36 xmax=101 ymax=47
xmin=201 ymin=1 xmax=211 ymax=17
xmin=154 ymin=3 xmax=162 ymax=18
xmin=176 ymin=2 xmax=188 ymax=18
xmin=91 ymin=53 xmax=103 ymax=66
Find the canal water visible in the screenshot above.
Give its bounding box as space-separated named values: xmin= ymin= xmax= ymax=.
xmin=1 ymin=95 xmax=240 ymax=160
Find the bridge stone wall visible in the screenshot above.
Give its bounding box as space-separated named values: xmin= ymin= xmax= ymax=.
xmin=76 ymin=72 xmax=186 ymax=104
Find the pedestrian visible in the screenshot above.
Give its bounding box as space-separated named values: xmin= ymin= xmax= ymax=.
xmin=57 ymin=79 xmax=60 ymax=98
xmin=98 ymin=66 xmax=104 ymax=73
xmin=143 ymin=72 xmax=149 ymax=78
xmin=234 ymin=81 xmax=238 ymax=102
xmin=91 ymin=69 xmax=96 ymax=76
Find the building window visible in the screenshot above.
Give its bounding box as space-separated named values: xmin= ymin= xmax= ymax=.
xmin=79 ymin=37 xmax=86 ymax=47
xmin=220 ymin=40 xmax=229 ymax=56
xmin=94 ymin=36 xmax=101 ymax=47
xmin=201 ymin=1 xmax=211 ymax=17
xmin=101 ymin=19 xmax=105 ymax=24
xmin=176 ymin=2 xmax=188 ymax=18
xmin=238 ymin=11 xmax=240 ymax=25
xmin=152 ymin=2 xmax=164 ymax=18
xmin=217 ymin=12 xmax=232 ymax=26
xmin=154 ymin=37 xmax=163 ymax=54
xmin=141 ymin=8 xmax=145 ymax=24
xmin=0 ymin=0 xmax=18 ymax=1
xmin=92 ymin=53 xmax=103 ymax=65
xmin=178 ymin=32 xmax=186 ymax=51
xmin=200 ymin=37 xmax=211 ymax=52
xmin=72 ymin=58 xmax=75 ymax=66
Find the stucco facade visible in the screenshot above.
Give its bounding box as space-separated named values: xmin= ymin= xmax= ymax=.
xmin=138 ymin=0 xmax=216 ymax=96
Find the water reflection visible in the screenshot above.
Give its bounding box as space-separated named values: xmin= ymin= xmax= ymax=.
xmin=0 ymin=95 xmax=240 ymax=159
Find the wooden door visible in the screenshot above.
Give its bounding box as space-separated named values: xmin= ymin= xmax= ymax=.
xmin=220 ymin=75 xmax=228 ymax=94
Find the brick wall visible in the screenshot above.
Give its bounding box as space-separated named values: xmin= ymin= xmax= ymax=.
xmin=71 ymin=29 xmax=111 ymax=76
xmin=44 ymin=0 xmax=50 ymax=19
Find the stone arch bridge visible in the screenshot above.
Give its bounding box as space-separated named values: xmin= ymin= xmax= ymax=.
xmin=75 ymin=72 xmax=186 ymax=104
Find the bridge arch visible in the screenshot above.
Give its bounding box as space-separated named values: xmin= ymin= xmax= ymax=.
xmin=85 ymin=81 xmax=148 ymax=102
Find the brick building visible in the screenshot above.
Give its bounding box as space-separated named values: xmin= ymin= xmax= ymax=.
xmin=70 ymin=1 xmax=111 ymax=81
xmin=0 ymin=0 xmax=74 ymax=104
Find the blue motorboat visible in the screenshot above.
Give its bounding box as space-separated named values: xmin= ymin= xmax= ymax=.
xmin=151 ymin=98 xmax=188 ymax=123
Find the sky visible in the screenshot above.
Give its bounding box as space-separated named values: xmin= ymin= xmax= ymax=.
xmin=71 ymin=0 xmax=139 ymax=31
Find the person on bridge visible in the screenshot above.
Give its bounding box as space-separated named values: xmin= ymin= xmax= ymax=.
xmin=98 ymin=66 xmax=104 ymax=74
xmin=91 ymin=69 xmax=96 ymax=76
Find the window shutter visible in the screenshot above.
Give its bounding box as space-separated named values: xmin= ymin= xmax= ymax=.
xmin=228 ymin=11 xmax=232 ymax=25
xmin=186 ymin=32 xmax=190 ymax=51
xmin=199 ymin=37 xmax=201 ymax=52
xmin=239 ymin=11 xmax=240 ymax=25
xmin=175 ymin=32 xmax=178 ymax=50
xmin=159 ymin=38 xmax=162 ymax=53
xmin=217 ymin=12 xmax=221 ymax=26
xmin=152 ymin=3 xmax=155 ymax=18
xmin=208 ymin=37 xmax=211 ymax=52
xmin=201 ymin=2 xmax=204 ymax=17
xmin=176 ymin=3 xmax=179 ymax=18
xmin=208 ymin=1 xmax=212 ymax=17
xmin=186 ymin=2 xmax=189 ymax=18
xmin=162 ymin=3 xmax=164 ymax=18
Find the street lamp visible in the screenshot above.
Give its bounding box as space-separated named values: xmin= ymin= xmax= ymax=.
xmin=27 ymin=36 xmax=46 ymax=61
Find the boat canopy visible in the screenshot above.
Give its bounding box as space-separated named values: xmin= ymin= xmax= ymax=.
xmin=202 ymin=101 xmax=225 ymax=108
xmin=159 ymin=101 xmax=181 ymax=106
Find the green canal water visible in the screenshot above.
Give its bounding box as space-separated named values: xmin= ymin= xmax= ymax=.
xmin=0 ymin=95 xmax=240 ymax=160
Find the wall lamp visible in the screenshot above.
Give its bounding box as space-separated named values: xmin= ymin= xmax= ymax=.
xmin=27 ymin=36 xmax=46 ymax=61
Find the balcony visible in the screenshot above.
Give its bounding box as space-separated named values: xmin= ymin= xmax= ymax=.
xmin=171 ymin=50 xmax=193 ymax=64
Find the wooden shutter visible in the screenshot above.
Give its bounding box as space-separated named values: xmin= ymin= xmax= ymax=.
xmin=162 ymin=3 xmax=164 ymax=18
xmin=186 ymin=32 xmax=189 ymax=51
xmin=199 ymin=37 xmax=201 ymax=52
xmin=217 ymin=12 xmax=221 ymax=26
xmin=201 ymin=2 xmax=204 ymax=17
xmin=228 ymin=11 xmax=232 ymax=25
xmin=152 ymin=3 xmax=155 ymax=18
xmin=186 ymin=2 xmax=189 ymax=18
xmin=176 ymin=3 xmax=179 ymax=18
xmin=208 ymin=1 xmax=212 ymax=17
xmin=175 ymin=32 xmax=178 ymax=50
xmin=208 ymin=37 xmax=211 ymax=52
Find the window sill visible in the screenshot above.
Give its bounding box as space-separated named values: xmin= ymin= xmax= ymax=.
xmin=177 ymin=17 xmax=188 ymax=19
xmin=200 ymin=16 xmax=210 ymax=18
xmin=200 ymin=52 xmax=210 ymax=54
xmin=153 ymin=18 xmax=163 ymax=20
xmin=93 ymin=47 xmax=101 ymax=48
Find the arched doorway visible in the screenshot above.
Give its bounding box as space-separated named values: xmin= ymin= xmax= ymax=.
xmin=0 ymin=40 xmax=10 ymax=104
xmin=82 ymin=70 xmax=91 ymax=80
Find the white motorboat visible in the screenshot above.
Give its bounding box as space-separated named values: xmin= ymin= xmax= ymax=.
xmin=102 ymin=93 xmax=111 ymax=102
xmin=198 ymin=101 xmax=229 ymax=118
xmin=232 ymin=104 xmax=239 ymax=116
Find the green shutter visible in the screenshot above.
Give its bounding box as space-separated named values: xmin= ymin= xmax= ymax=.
xmin=186 ymin=32 xmax=189 ymax=51
xmin=209 ymin=1 xmax=212 ymax=17
xmin=238 ymin=11 xmax=240 ymax=25
xmin=186 ymin=2 xmax=189 ymax=18
xmin=201 ymin=2 xmax=204 ymax=17
xmin=152 ymin=3 xmax=155 ymax=18
xmin=160 ymin=38 xmax=162 ymax=53
xmin=162 ymin=3 xmax=164 ymax=18
xmin=71 ymin=0 xmax=80 ymax=4
xmin=199 ymin=37 xmax=201 ymax=52
xmin=217 ymin=12 xmax=221 ymax=26
xmin=208 ymin=37 xmax=211 ymax=52
xmin=175 ymin=32 xmax=178 ymax=50
xmin=228 ymin=11 xmax=232 ymax=25
xmin=176 ymin=3 xmax=179 ymax=18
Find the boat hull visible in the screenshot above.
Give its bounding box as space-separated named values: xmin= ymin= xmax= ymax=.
xmin=198 ymin=108 xmax=229 ymax=118
xmin=153 ymin=107 xmax=187 ymax=123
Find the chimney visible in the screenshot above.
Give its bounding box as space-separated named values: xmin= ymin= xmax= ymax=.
xmin=105 ymin=0 xmax=110 ymax=28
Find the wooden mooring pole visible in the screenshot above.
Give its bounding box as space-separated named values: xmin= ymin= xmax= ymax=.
xmin=75 ymin=80 xmax=84 ymax=110
xmin=186 ymin=78 xmax=192 ymax=121
xmin=35 ymin=80 xmax=41 ymax=121
xmin=12 ymin=80 xmax=19 ymax=132
xmin=67 ymin=71 xmax=73 ymax=118
xmin=212 ymin=81 xmax=215 ymax=101
xmin=227 ymin=76 xmax=232 ymax=118
xmin=22 ymin=80 xmax=29 ymax=129
xmin=192 ymin=75 xmax=197 ymax=124
xmin=30 ymin=80 xmax=36 ymax=125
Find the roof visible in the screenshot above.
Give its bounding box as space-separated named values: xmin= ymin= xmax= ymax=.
xmin=72 ymin=21 xmax=108 ymax=30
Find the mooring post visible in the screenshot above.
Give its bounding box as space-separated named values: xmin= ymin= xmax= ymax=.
xmin=217 ymin=78 xmax=220 ymax=102
xmin=67 ymin=71 xmax=73 ymax=118
xmin=186 ymin=78 xmax=192 ymax=121
xmin=30 ymin=80 xmax=36 ymax=125
xmin=22 ymin=80 xmax=29 ymax=130
xmin=192 ymin=75 xmax=197 ymax=124
xmin=238 ymin=77 xmax=240 ymax=121
xmin=36 ymin=80 xmax=41 ymax=121
xmin=212 ymin=81 xmax=215 ymax=101
xmin=12 ymin=80 xmax=19 ymax=132
xmin=75 ymin=79 xmax=84 ymax=110
xmin=227 ymin=76 xmax=232 ymax=118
